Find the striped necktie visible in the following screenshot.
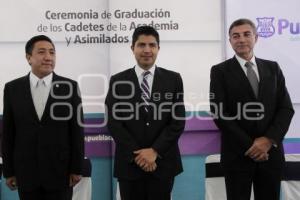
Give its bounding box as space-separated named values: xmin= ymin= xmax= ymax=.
xmin=245 ymin=61 xmax=259 ymax=98
xmin=140 ymin=71 xmax=151 ymax=112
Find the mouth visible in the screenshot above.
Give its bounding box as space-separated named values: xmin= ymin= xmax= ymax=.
xmin=141 ymin=56 xmax=152 ymax=59
xmin=42 ymin=63 xmax=53 ymax=67
xmin=237 ymin=45 xmax=248 ymax=49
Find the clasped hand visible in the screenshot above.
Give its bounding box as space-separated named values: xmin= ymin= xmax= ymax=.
xmin=245 ymin=137 xmax=272 ymax=162
xmin=134 ymin=148 xmax=158 ymax=172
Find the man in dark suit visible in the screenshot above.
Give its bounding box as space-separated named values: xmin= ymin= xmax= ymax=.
xmin=105 ymin=26 xmax=185 ymax=200
xmin=2 ymin=35 xmax=84 ymax=200
xmin=210 ymin=18 xmax=294 ymax=200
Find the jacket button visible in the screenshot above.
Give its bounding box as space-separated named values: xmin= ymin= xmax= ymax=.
xmin=146 ymin=123 xmax=150 ymax=126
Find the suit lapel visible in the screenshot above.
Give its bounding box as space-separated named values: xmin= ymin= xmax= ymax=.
xmin=23 ymin=73 xmax=41 ymax=122
xmin=147 ymin=67 xmax=163 ymax=118
xmin=229 ymin=57 xmax=257 ymax=99
xmin=40 ymin=73 xmax=59 ymax=122
xmin=150 ymin=67 xmax=161 ymax=102
xmin=129 ymin=67 xmax=143 ymax=101
xmin=255 ymin=58 xmax=269 ymax=101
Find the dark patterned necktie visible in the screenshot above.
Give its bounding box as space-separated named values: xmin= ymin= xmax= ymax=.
xmin=140 ymin=71 xmax=151 ymax=112
xmin=245 ymin=62 xmax=259 ymax=98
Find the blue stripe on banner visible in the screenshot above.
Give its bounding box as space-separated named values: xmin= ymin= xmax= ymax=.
xmin=283 ymin=138 xmax=300 ymax=143
xmin=84 ymin=113 xmax=105 ymax=119
xmin=82 ymin=111 xmax=212 ymax=120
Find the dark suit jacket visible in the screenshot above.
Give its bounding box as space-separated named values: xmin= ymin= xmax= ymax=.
xmin=2 ymin=72 xmax=84 ymax=191
xmin=210 ymin=57 xmax=294 ymax=170
xmin=105 ymin=67 xmax=185 ymax=180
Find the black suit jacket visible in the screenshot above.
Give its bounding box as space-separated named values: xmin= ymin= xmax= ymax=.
xmin=2 ymin=72 xmax=84 ymax=191
xmin=210 ymin=57 xmax=294 ymax=170
xmin=105 ymin=67 xmax=185 ymax=180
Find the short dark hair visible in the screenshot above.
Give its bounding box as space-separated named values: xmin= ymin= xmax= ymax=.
xmin=25 ymin=35 xmax=55 ymax=55
xmin=132 ymin=26 xmax=160 ymax=47
xmin=229 ymin=18 xmax=257 ymax=35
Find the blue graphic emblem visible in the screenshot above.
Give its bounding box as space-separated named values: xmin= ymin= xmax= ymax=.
xmin=256 ymin=17 xmax=275 ymax=38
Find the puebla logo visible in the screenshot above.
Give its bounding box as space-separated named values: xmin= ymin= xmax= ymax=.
xmin=256 ymin=17 xmax=275 ymax=38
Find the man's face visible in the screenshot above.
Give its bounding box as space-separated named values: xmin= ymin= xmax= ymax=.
xmin=26 ymin=41 xmax=56 ymax=78
xmin=229 ymin=24 xmax=258 ymax=60
xmin=131 ymin=35 xmax=159 ymax=70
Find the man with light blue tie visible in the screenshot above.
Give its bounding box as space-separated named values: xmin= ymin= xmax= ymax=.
xmin=2 ymin=35 xmax=84 ymax=200
xmin=106 ymin=26 xmax=185 ymax=200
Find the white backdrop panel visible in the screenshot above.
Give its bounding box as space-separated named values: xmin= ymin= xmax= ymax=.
xmin=109 ymin=0 xmax=222 ymax=41
xmin=109 ymin=41 xmax=222 ymax=111
xmin=0 ymin=0 xmax=223 ymax=114
xmin=225 ymin=0 xmax=300 ymax=103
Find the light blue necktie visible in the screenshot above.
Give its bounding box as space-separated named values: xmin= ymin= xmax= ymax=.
xmin=34 ymin=79 xmax=46 ymax=120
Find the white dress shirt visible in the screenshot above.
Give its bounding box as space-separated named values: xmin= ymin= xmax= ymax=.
xmin=30 ymin=72 xmax=53 ymax=119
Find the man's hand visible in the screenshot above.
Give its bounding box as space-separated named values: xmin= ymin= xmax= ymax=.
xmin=245 ymin=137 xmax=272 ymax=161
xmin=142 ymin=162 xmax=157 ymax=172
xmin=134 ymin=148 xmax=158 ymax=172
xmin=6 ymin=176 xmax=17 ymax=190
xmin=69 ymin=174 xmax=82 ymax=187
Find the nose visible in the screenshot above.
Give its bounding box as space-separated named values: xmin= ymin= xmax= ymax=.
xmin=143 ymin=45 xmax=151 ymax=53
xmin=238 ymin=35 xmax=247 ymax=43
xmin=44 ymin=52 xmax=53 ymax=60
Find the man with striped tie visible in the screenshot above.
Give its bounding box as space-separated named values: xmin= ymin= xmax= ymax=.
xmin=105 ymin=26 xmax=185 ymax=200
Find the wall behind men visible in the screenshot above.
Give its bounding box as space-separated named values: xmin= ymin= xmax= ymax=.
xmin=0 ymin=0 xmax=222 ymax=114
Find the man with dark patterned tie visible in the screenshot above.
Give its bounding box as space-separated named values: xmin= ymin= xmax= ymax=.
xmin=105 ymin=26 xmax=185 ymax=200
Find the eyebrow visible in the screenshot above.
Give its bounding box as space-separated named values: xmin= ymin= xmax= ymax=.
xmin=232 ymin=31 xmax=252 ymax=35
xmin=37 ymin=47 xmax=55 ymax=51
xmin=137 ymin=42 xmax=157 ymax=45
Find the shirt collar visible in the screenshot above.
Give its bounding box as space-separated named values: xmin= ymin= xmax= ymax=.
xmin=30 ymin=72 xmax=53 ymax=87
xmin=135 ymin=64 xmax=156 ymax=77
xmin=235 ymin=54 xmax=257 ymax=68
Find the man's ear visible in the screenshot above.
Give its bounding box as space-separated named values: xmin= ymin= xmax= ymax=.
xmin=255 ymin=34 xmax=258 ymax=43
xmin=26 ymin=54 xmax=31 ymax=65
